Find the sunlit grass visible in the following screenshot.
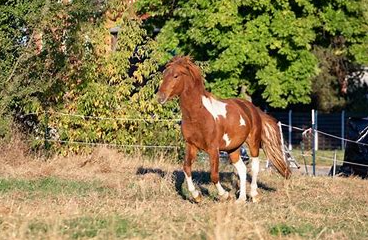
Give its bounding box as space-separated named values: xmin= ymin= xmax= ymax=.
xmin=0 ymin=177 xmax=114 ymax=197
xmin=0 ymin=145 xmax=367 ymax=239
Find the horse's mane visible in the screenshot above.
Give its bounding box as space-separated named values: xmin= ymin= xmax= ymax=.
xmin=166 ymin=56 xmax=204 ymax=87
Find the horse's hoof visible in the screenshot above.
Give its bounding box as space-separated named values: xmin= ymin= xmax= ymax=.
xmin=251 ymin=195 xmax=260 ymax=203
xmin=192 ymin=192 xmax=203 ymax=203
xmin=235 ymin=197 xmax=247 ymax=204
xmin=218 ymin=191 xmax=231 ymax=202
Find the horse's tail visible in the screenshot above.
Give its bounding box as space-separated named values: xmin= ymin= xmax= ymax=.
xmin=259 ymin=111 xmax=292 ymax=179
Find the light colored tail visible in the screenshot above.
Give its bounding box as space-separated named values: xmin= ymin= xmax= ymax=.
xmin=259 ymin=111 xmax=292 ymax=179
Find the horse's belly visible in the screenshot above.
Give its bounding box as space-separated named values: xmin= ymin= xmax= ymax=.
xmin=219 ymin=127 xmax=247 ymax=151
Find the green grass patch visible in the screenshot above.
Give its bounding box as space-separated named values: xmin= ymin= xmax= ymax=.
xmin=270 ymin=223 xmax=296 ymax=236
xmin=290 ymin=149 xmax=345 ymax=166
xmin=26 ymin=216 xmax=145 ymax=239
xmin=0 ymin=177 xmax=113 ymax=197
xmin=27 ymin=221 xmax=49 ymax=235
xmin=62 ymin=217 xmax=110 ymax=239
xmin=270 ymin=222 xmax=327 ymax=238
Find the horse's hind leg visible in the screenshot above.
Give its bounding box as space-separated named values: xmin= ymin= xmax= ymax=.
xmin=183 ymin=143 xmax=201 ymax=202
xmin=247 ymin=138 xmax=261 ymax=203
xmin=250 ymin=156 xmax=260 ymax=202
xmin=229 ymin=150 xmax=247 ymax=202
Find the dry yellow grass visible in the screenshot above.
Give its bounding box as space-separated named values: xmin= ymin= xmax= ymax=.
xmin=0 ymin=140 xmax=367 ymax=240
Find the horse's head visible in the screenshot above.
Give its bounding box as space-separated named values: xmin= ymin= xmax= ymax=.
xmin=157 ymin=56 xmax=202 ymax=104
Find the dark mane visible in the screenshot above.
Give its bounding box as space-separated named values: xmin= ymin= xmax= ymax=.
xmin=166 ymin=56 xmax=204 ymax=87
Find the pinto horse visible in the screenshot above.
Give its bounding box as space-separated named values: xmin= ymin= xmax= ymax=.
xmin=157 ymin=56 xmax=291 ymax=203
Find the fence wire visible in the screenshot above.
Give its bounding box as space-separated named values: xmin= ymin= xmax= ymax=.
xmin=47 ymin=139 xmax=178 ymax=149
xmin=53 ymin=112 xmax=181 ymax=122
xmin=280 ymin=123 xmax=368 ymax=147
xmin=20 ymin=111 xmax=368 ymax=169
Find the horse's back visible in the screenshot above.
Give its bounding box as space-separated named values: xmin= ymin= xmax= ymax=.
xmin=227 ymin=98 xmax=262 ymax=128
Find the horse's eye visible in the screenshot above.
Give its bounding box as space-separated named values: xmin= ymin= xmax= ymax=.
xmin=174 ymin=75 xmax=179 ymax=79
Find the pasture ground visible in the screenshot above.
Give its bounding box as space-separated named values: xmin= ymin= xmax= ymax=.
xmin=0 ymin=140 xmax=367 ymax=240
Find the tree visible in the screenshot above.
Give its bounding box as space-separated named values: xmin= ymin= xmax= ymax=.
xmin=0 ymin=0 xmax=46 ymax=138
xmin=0 ymin=0 xmax=181 ymax=152
xmin=311 ymin=0 xmax=368 ymax=112
xmin=136 ymin=0 xmax=368 ymax=110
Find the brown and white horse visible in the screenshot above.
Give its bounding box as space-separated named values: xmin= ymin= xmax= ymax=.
xmin=157 ymin=56 xmax=291 ymax=203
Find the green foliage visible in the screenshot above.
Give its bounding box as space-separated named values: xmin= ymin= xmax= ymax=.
xmin=137 ymin=0 xmax=368 ymax=109
xmin=0 ymin=0 xmax=181 ymax=153
xmin=50 ymin=9 xmax=181 ymax=153
xmin=311 ymin=47 xmax=346 ymax=112
xmin=0 ymin=115 xmax=12 ymax=140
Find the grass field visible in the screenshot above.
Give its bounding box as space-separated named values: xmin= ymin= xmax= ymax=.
xmin=0 ymin=140 xmax=367 ymax=240
xmin=288 ymin=149 xmax=345 ymax=167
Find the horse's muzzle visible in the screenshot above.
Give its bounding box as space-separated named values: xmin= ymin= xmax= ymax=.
xmin=157 ymin=92 xmax=168 ymax=104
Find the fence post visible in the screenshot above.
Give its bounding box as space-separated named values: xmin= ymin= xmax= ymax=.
xmin=288 ymin=109 xmax=292 ymax=150
xmin=332 ymin=150 xmax=337 ymax=178
xmin=341 ymin=110 xmax=345 ymax=150
xmin=312 ymin=109 xmax=316 ymax=176
xmin=315 ymin=110 xmax=318 ymax=151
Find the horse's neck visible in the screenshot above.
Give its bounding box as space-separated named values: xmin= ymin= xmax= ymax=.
xmin=179 ymin=86 xmax=208 ymax=121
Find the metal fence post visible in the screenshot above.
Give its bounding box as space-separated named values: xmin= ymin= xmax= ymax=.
xmin=315 ymin=110 xmax=318 ymax=151
xmin=341 ymin=110 xmax=345 ymax=150
xmin=288 ymin=109 xmax=292 ymax=150
xmin=312 ymin=109 xmax=316 ymax=176
xmin=332 ymin=150 xmax=337 ymax=178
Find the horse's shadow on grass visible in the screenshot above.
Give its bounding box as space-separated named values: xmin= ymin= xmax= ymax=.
xmin=136 ymin=166 xmax=276 ymax=200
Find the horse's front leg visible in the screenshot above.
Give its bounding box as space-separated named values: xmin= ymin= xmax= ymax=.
xmin=183 ymin=143 xmax=201 ymax=203
xmin=229 ymin=150 xmax=247 ymax=203
xmin=208 ymin=148 xmax=230 ymax=201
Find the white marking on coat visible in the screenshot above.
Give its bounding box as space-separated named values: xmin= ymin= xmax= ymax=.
xmin=223 ymin=133 xmax=231 ymax=147
xmin=184 ymin=173 xmax=199 ymax=198
xmin=215 ymin=182 xmax=226 ymax=196
xmin=201 ymin=96 xmax=227 ymax=120
xmin=240 ymin=116 xmax=246 ymax=126
xmin=233 ymin=159 xmax=247 ymax=201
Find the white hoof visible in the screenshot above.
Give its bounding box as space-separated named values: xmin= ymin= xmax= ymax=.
xmin=235 ymin=196 xmax=247 ymax=204
xmin=218 ymin=191 xmax=231 ymax=202
xmin=250 ymin=191 xmax=259 ymax=203
xmin=192 ymin=191 xmax=203 ymax=203
xmin=251 ymin=195 xmax=260 ymax=203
